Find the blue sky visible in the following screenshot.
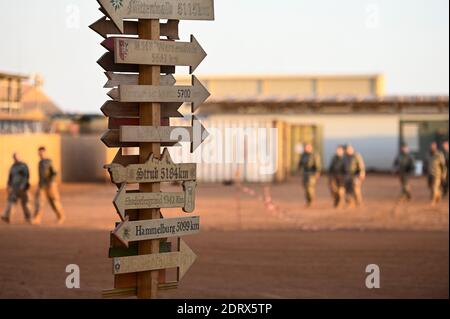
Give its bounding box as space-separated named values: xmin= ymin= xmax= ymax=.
xmin=0 ymin=0 xmax=448 ymax=113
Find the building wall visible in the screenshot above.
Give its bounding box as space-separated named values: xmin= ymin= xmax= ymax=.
xmin=280 ymin=114 xmax=400 ymax=171
xmin=177 ymin=75 xmax=383 ymax=97
xmin=174 ymin=114 xmax=400 ymax=183
xmin=0 ymin=134 xmax=61 ymax=189
xmin=61 ymin=135 xmax=112 ymax=182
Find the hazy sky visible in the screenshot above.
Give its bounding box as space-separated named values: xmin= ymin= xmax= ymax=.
xmin=0 ymin=0 xmax=448 ymax=113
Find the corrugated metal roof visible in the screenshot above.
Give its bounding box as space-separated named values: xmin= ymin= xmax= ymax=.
xmin=206 ymin=95 xmax=449 ymax=105
xmin=0 ymin=71 xmax=28 ymax=80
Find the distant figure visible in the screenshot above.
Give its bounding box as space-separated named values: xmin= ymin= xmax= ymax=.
xmin=393 ymin=143 xmax=415 ymax=201
xmin=424 ymin=142 xmax=447 ymax=206
xmin=298 ymin=143 xmax=322 ymax=207
xmin=32 ymin=147 xmax=65 ymax=225
xmin=442 ymin=140 xmax=449 ymax=198
xmin=328 ymin=145 xmax=346 ymax=208
xmin=344 ymin=145 xmax=366 ymax=207
xmin=1 ymin=153 xmax=32 ymax=224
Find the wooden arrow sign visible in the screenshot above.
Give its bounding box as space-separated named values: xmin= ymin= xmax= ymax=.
xmin=98 ymin=52 xmax=175 ymax=74
xmin=101 ymin=130 xmax=181 ymax=148
xmin=120 ymin=115 xmax=209 ymax=152
xmin=105 ymin=148 xmax=196 ymax=184
xmin=112 ymin=149 xmax=139 ymax=167
xmin=112 ymin=215 xmax=200 ymax=247
xmin=113 ymin=181 xmax=197 ymax=220
xmin=109 ymin=76 xmax=209 ymax=112
xmin=111 ymin=35 xmax=206 ymax=73
xmin=108 ymin=117 xmax=170 ymax=130
xmin=90 ymin=16 xmax=179 ymax=40
xmin=98 ymin=0 xmax=215 ymax=33
xmin=112 ymin=239 xmax=196 ymax=280
xmin=101 ymin=101 xmax=183 ymax=118
xmin=104 ymin=72 xmax=176 ymax=88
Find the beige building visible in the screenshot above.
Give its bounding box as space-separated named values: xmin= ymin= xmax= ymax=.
xmin=1 ymin=72 xmax=448 ymax=186
xmin=173 ymin=74 xmax=448 ymax=182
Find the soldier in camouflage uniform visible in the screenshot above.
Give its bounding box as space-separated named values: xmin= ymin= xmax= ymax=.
xmin=32 ymin=147 xmax=65 ymax=225
xmin=344 ymin=145 xmax=366 ymax=207
xmin=1 ymin=153 xmax=32 ymax=224
xmin=393 ymin=143 xmax=415 ymax=201
xmin=328 ymin=145 xmax=346 ymax=208
xmin=298 ymin=143 xmax=322 ymax=207
xmin=424 ymin=142 xmax=447 ymax=206
xmin=442 ymin=141 xmax=449 ymax=198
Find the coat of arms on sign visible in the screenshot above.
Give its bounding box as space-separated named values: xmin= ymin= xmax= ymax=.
xmin=110 ymin=0 xmax=123 ymax=11
xmin=119 ymin=40 xmax=128 ymax=61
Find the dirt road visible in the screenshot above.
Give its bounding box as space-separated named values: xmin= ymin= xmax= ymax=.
xmin=0 ymin=176 xmax=448 ymax=298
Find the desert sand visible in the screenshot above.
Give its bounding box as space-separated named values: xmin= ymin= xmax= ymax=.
xmin=0 ymin=175 xmax=448 ymax=298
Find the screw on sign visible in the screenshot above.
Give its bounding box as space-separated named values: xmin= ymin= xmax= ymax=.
xmin=91 ymin=0 xmax=214 ymax=299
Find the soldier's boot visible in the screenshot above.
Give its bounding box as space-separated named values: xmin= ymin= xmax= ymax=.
xmin=19 ymin=195 xmax=32 ymax=224
xmin=305 ymin=188 xmax=314 ymax=208
xmin=333 ymin=195 xmax=339 ymax=208
xmin=336 ymin=188 xmax=345 ymax=209
xmin=405 ymin=188 xmax=412 ymax=201
xmin=1 ymin=201 xmax=14 ymax=224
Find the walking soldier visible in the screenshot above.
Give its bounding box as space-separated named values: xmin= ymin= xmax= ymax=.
xmin=1 ymin=153 xmax=32 ymax=224
xmin=424 ymin=142 xmax=447 ymax=206
xmin=329 ymin=145 xmax=346 ymax=208
xmin=298 ymin=143 xmax=322 ymax=207
xmin=32 ymin=147 xmax=65 ymax=224
xmin=344 ymin=145 xmax=366 ymax=207
xmin=393 ymin=143 xmax=415 ymax=201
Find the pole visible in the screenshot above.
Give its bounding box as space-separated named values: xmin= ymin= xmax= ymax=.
xmin=137 ymin=18 xmax=161 ymax=299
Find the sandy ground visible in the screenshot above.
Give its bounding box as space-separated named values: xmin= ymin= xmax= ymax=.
xmin=0 ymin=175 xmax=448 ymax=298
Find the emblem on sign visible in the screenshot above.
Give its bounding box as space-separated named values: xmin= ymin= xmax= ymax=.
xmin=114 ymin=259 xmax=121 ymax=272
xmin=110 ymin=0 xmax=123 ymax=11
xmin=118 ymin=40 xmax=128 ymax=61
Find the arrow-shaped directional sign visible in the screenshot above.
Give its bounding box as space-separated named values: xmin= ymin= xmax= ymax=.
xmin=110 ymin=35 xmax=206 ymax=74
xmin=101 ymin=129 xmax=181 ymax=148
xmin=112 ymin=215 xmax=200 ymax=247
xmin=114 ymin=181 xmax=197 ymax=220
xmin=120 ymin=115 xmax=209 ymax=152
xmin=101 ymin=101 xmax=182 ymax=119
xmin=109 ymin=117 xmax=172 ymax=130
xmin=108 ymin=76 xmax=210 ymax=112
xmin=104 ymin=72 xmax=176 ymax=88
xmin=98 ymin=52 xmax=175 ymax=74
xmin=90 ymin=16 xmax=179 ymax=40
xmin=112 ymin=239 xmax=196 ymax=280
xmin=105 ymin=148 xmax=196 ymax=184
xmin=111 ymin=148 xmax=139 ymax=167
xmin=98 ymin=0 xmax=215 ymax=33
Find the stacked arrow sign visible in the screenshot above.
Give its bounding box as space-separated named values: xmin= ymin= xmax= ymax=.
xmin=90 ymin=0 xmax=214 ymax=299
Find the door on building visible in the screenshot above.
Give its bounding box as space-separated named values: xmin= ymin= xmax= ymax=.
xmin=288 ymin=124 xmax=323 ymax=175
xmin=400 ymin=120 xmax=449 ymax=161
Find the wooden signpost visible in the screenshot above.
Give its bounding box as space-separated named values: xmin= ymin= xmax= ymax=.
xmin=98 ymin=52 xmax=176 ymax=74
xmin=110 ymin=36 xmax=207 ymax=73
xmin=113 ymin=216 xmax=200 ymax=247
xmin=105 ymin=149 xmax=196 ymax=184
xmin=104 ymin=72 xmax=176 ymax=88
xmin=108 ymin=76 xmax=210 ymax=112
xmin=93 ymin=0 xmax=214 ymax=299
xmin=113 ymin=239 xmax=196 ymax=280
xmin=98 ymin=0 xmax=215 ymax=32
xmin=101 ymin=101 xmax=183 ymax=118
xmin=113 ymin=181 xmax=197 ymax=220
xmin=119 ymin=116 xmax=209 ymax=151
xmin=90 ymin=16 xmax=180 ymax=40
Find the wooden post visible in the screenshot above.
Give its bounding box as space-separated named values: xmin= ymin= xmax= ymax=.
xmin=137 ymin=18 xmax=161 ymax=299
